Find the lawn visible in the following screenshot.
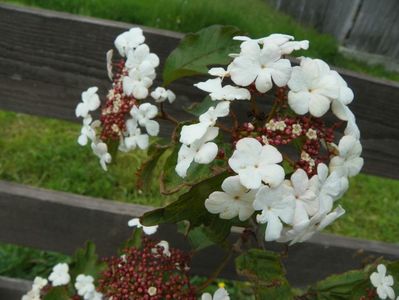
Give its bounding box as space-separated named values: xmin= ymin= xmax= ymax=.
xmin=1 ymin=0 xmax=399 ymax=286
xmin=5 ymin=0 xmax=399 ymax=82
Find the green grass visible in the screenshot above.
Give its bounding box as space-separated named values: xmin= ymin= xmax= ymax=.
xmin=5 ymin=0 xmax=399 ymax=82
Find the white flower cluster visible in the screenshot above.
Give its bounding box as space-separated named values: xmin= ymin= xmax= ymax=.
xmin=76 ymin=28 xmax=175 ymax=171
xmin=178 ymin=33 xmax=365 ymax=244
xmin=21 ymin=263 xmax=103 ymax=300
xmin=370 ymin=264 xmax=397 ymax=300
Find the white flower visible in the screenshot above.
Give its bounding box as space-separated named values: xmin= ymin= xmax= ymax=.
xmin=208 ymin=67 xmax=230 ymax=78
xmin=194 ymin=78 xmax=250 ymax=101
xmin=75 ymin=274 xmax=95 ymax=298
xmin=120 ymin=119 xmax=149 ymax=151
xmin=205 ymin=176 xmax=256 ymax=221
xmin=279 ymin=205 xmax=345 ymax=245
xmin=176 ymin=127 xmax=219 ymax=178
xmin=106 ymin=49 xmax=113 ymax=81
xmin=229 ymin=40 xmax=292 ymax=93
xmin=253 ymin=183 xmax=295 ymax=241
xmin=151 ymin=87 xmax=176 ymax=103
xmin=114 ymin=28 xmax=145 ymax=57
xmin=370 ymin=264 xmax=395 ymax=299
xmin=75 ymin=87 xmax=101 ymax=118
xmin=148 ymin=287 xmax=157 ymax=296
xmin=180 ymin=101 xmax=229 ymax=145
xmin=85 ymin=291 xmax=103 ymax=300
xmin=130 ymin=103 xmax=159 ymax=136
xmin=154 ymin=240 xmax=171 ymax=257
xmin=91 ymin=142 xmax=112 ymax=171
xmin=48 ymin=263 xmax=70 ymax=286
xmin=287 ymin=57 xmax=339 ymax=117
xmin=329 ymin=135 xmax=363 ymax=177
xmin=201 ymin=287 xmax=230 ymax=300
xmin=78 ymin=119 xmax=100 ymax=146
xmin=233 ymin=33 xmax=309 ymax=55
xmin=289 ymin=169 xmax=319 ymax=225
xmin=125 ymin=44 xmax=159 ymax=71
xmin=228 ymin=137 xmax=285 ymax=189
xmin=128 ymin=217 xmax=158 ymax=235
xmin=123 ymin=61 xmax=156 ymax=99
xmin=330 ymin=71 xmax=354 ymax=119
xmin=316 ymin=163 xmax=349 ymax=213
xmin=22 ymin=277 xmax=48 ymax=300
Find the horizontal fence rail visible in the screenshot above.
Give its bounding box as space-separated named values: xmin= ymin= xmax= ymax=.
xmin=0 ymin=3 xmax=399 ymax=299
xmin=1 ymin=180 xmax=399 ymax=297
xmin=0 ymin=4 xmax=399 ymax=179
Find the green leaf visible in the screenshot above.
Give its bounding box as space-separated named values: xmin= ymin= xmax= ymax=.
xmin=308 ymin=264 xmax=378 ymax=300
xmin=141 ymin=171 xmax=229 ymax=227
xmin=162 ymin=25 xmax=242 ymax=86
xmin=119 ymin=228 xmax=143 ymax=253
xmin=136 ymin=144 xmax=169 ymax=192
xmin=70 ymin=241 xmax=106 ymax=281
xmin=43 ymin=286 xmax=70 ymax=300
xmin=185 ymin=96 xmax=215 ymax=117
xmin=235 ymin=249 xmax=293 ymax=300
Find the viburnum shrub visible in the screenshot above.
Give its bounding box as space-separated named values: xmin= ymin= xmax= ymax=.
xmin=23 ymin=26 xmax=399 ymax=299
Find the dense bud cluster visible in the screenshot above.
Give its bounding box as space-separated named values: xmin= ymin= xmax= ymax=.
xmin=98 ymin=238 xmax=196 ymax=300
xmin=100 ymin=60 xmax=137 ymax=141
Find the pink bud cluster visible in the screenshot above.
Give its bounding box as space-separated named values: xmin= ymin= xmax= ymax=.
xmin=234 ymin=116 xmax=340 ymax=176
xmin=98 ymin=238 xmax=196 ymax=300
xmin=100 ymin=60 xmax=137 ymax=141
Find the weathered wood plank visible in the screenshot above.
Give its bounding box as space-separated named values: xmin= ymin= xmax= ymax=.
xmin=345 ymin=0 xmax=399 ymax=59
xmin=0 ymin=276 xmax=32 ymax=300
xmin=1 ymin=180 xmax=399 ymax=289
xmin=0 ymin=3 xmax=398 ymax=179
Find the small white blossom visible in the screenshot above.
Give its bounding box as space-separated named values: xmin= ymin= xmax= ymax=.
xmin=91 ymin=142 xmax=112 ymax=171
xmin=75 ymin=274 xmax=95 ymax=299
xmin=48 ymin=263 xmax=70 ymax=286
xmin=253 ymin=183 xmax=296 ymax=241
xmin=114 ymin=28 xmax=145 ymax=57
xmin=78 ymin=118 xmax=100 ymax=146
xmin=148 ymin=287 xmax=157 ymax=296
xmin=201 ymin=287 xmax=230 ymax=300
xmin=306 ymin=128 xmax=318 ymax=140
xmin=292 ymin=123 xmax=302 ymax=136
xmin=329 ymin=135 xmax=363 ymax=177
xmin=229 ymin=40 xmax=292 ymax=93
xmin=125 ymin=44 xmax=159 ymax=71
xmin=154 ymin=240 xmax=171 ymax=257
xmin=180 ymin=101 xmax=229 ymax=145
xmin=287 ymin=58 xmax=339 ymax=117
xmin=228 ymin=137 xmax=285 ymax=189
xmin=151 ymin=87 xmax=176 ymax=103
xmin=176 ymin=127 xmax=219 ymax=177
xmin=106 ymin=49 xmax=113 ymax=81
xmin=123 ymin=61 xmax=156 ymax=99
xmin=370 ymin=264 xmax=395 ymax=299
xmin=120 ymin=119 xmax=149 ymax=151
xmin=205 ymin=176 xmax=256 ymax=221
xmin=128 ymin=217 xmax=158 ymax=235
xmin=233 ymin=33 xmax=308 ymax=55
xmin=86 ymin=291 xmax=103 ymax=300
xmin=75 ymin=87 xmax=101 ymax=118
xmin=194 ymin=78 xmax=250 ymax=101
xmin=279 ymin=205 xmax=345 ymax=245
xmin=130 ymin=103 xmax=160 ymax=136
xmin=22 ymin=277 xmax=48 ymax=300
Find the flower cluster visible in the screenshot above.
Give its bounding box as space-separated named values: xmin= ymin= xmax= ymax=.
xmin=98 ymin=237 xmax=195 ymax=300
xmin=180 ymin=34 xmax=365 ymax=244
xmin=75 ymin=28 xmax=175 ymax=170
xmin=21 ymin=263 xmax=103 ymax=300
xmin=369 ymin=264 xmax=397 ymax=300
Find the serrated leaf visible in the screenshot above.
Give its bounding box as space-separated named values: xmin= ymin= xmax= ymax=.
xmin=308 ymin=265 xmax=375 ymax=300
xmin=235 ymin=249 xmax=293 ymax=300
xmin=141 ymin=171 xmax=229 ymax=227
xmin=43 ymin=286 xmax=70 ymax=300
xmin=70 ymin=242 xmax=106 ymax=281
xmin=163 ymin=25 xmax=241 ymax=86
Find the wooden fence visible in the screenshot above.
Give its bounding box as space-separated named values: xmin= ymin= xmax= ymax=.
xmin=267 ymin=0 xmax=399 ymax=69
xmin=0 ymin=3 xmax=399 ymax=299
